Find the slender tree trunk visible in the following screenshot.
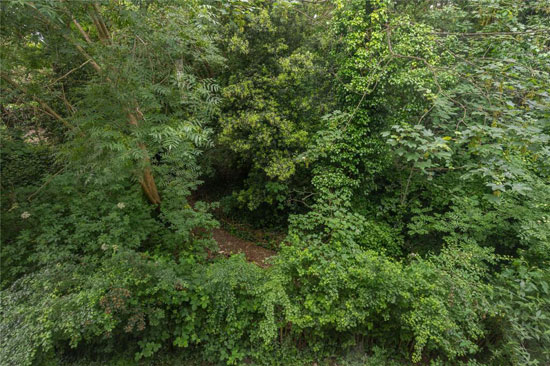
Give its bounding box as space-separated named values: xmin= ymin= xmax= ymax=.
xmin=25 ymin=2 xmax=163 ymax=205
xmin=68 ymin=6 xmax=162 ymax=205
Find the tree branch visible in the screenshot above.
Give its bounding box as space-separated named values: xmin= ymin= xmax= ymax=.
xmin=47 ymin=59 xmax=91 ymax=86
xmin=27 ymin=167 xmax=65 ymax=201
xmin=1 ymin=73 xmax=76 ymax=131
xmin=92 ymin=2 xmax=111 ymax=43
xmin=432 ymin=29 xmax=548 ymax=37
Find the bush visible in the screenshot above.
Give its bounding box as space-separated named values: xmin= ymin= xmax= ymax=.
xmin=0 ymin=251 xmax=272 ymax=366
xmin=272 ymin=240 xmax=495 ymax=363
xmin=487 ymin=262 xmax=550 ymax=365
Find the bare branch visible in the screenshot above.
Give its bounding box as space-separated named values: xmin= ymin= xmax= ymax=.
xmin=432 ymin=29 xmax=548 ymax=37
xmin=27 ymin=167 xmax=65 ymax=201
xmin=92 ymin=2 xmax=111 ymax=42
xmin=47 ymin=59 xmax=91 ymax=86
xmin=1 ymin=73 xmax=76 ymax=131
xmin=72 ymin=16 xmax=93 ymax=43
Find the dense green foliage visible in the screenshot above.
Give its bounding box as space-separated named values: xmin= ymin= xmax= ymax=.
xmin=1 ymin=0 xmax=549 ymax=365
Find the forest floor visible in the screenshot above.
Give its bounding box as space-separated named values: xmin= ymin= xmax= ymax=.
xmin=212 ymin=227 xmax=275 ymax=267
xmin=190 ymin=190 xmax=279 ymax=267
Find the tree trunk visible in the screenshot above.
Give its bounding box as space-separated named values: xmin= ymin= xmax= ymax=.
xmin=70 ymin=7 xmax=162 ymax=205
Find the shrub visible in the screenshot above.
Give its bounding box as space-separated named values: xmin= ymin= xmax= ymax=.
xmin=487 ymin=262 xmax=550 ymax=365
xmin=273 ymin=240 xmax=495 ymax=363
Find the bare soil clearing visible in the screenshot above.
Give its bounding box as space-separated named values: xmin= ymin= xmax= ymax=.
xmin=212 ymin=227 xmax=275 ymax=267
xmin=189 ymin=192 xmax=277 ymax=267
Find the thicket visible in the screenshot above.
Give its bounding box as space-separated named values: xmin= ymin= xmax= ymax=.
xmin=1 ymin=1 xmax=549 ymax=365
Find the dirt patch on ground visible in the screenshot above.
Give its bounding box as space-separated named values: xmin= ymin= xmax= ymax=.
xmin=188 ymin=193 xmax=277 ymax=267
xmin=212 ymin=228 xmax=276 ymax=268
